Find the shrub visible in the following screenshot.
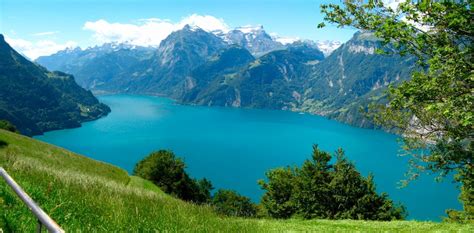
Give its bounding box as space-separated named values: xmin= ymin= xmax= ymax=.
xmin=212 ymin=189 xmax=257 ymax=217
xmin=0 ymin=120 xmax=18 ymax=133
xmin=133 ymin=150 xmax=212 ymax=203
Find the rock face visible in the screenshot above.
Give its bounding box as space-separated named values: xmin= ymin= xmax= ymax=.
xmin=36 ymin=42 xmax=156 ymax=93
xmin=35 ymin=28 xmax=416 ymax=129
xmin=316 ymin=40 xmax=343 ymax=57
xmin=299 ymin=31 xmax=416 ymax=127
xmin=141 ymin=25 xmax=228 ymax=97
xmin=181 ymin=42 xmax=325 ymax=110
xmin=214 ymin=25 xmax=285 ymax=56
xmin=0 ymin=34 xmax=110 ymax=136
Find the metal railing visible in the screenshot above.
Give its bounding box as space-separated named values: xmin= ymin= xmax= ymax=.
xmin=0 ymin=167 xmax=65 ymax=233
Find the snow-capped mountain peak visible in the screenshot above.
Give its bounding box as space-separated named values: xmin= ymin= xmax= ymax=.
xmin=315 ymin=40 xmax=342 ymax=56
xmin=213 ymin=25 xmax=284 ymax=56
xmin=234 ymin=25 xmax=264 ymax=34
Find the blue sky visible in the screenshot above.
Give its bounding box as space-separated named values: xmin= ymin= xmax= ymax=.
xmin=1 ymin=0 xmax=357 ymax=58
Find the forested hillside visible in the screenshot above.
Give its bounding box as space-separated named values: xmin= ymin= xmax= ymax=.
xmin=0 ymin=35 xmax=110 ymax=135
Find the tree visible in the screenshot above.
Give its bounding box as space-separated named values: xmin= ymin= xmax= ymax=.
xmin=328 ymin=149 xmax=406 ymax=220
xmin=292 ymin=145 xmax=333 ymax=219
xmin=258 ymin=167 xmax=297 ymax=218
xmin=319 ymin=0 xmax=473 ymax=222
xmin=212 ymin=189 xmax=258 ymax=217
xmin=259 ymin=145 xmax=405 ymax=220
xmin=133 ymin=150 xmax=212 ymax=204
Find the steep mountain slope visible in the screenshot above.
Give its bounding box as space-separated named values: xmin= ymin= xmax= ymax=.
xmin=35 ymin=29 xmax=416 ymax=129
xmin=0 ymin=34 xmax=110 ymax=135
xmin=36 ymin=43 xmax=156 ymax=92
xmin=315 ymin=40 xmax=343 ymax=57
xmin=181 ymin=42 xmax=325 ymax=109
xmin=214 ymin=25 xmax=285 ymax=56
xmin=37 ymin=25 xmax=228 ymax=97
xmin=180 ymin=46 xmax=256 ymax=105
xmin=298 ymin=31 xmax=417 ymax=127
xmin=0 ymin=130 xmax=469 ymax=231
xmin=136 ymin=25 xmax=228 ymax=97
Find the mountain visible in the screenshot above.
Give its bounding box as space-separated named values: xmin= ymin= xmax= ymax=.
xmin=315 ymin=40 xmax=342 ymax=57
xmin=136 ymin=25 xmax=228 ymax=97
xmin=181 ymin=42 xmax=325 ymax=109
xmin=36 ymin=42 xmax=156 ymax=92
xmin=180 ymin=46 xmax=256 ymax=106
xmin=35 ymin=28 xmax=416 ymax=129
xmin=181 ymin=31 xmax=415 ymax=128
xmin=213 ymin=25 xmax=285 ymax=56
xmin=0 ymin=34 xmax=110 ymax=135
xmin=298 ymin=31 xmax=417 ymax=127
xmin=37 ymin=25 xmax=228 ymax=97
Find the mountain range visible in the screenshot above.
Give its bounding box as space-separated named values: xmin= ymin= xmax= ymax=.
xmin=0 ymin=34 xmax=110 ymax=135
xmin=35 ymin=25 xmax=416 ymax=129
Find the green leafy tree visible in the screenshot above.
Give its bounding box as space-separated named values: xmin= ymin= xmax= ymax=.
xmin=212 ymin=189 xmax=257 ymax=217
xmin=259 ymin=145 xmax=405 ymax=220
xmin=319 ymin=0 xmax=473 ymax=222
xmin=133 ymin=150 xmax=212 ymax=204
xmin=258 ymin=167 xmax=297 ymax=218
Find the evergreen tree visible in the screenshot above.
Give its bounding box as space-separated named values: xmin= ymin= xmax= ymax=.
xmin=259 ymin=145 xmax=406 ymax=220
xmin=292 ymin=145 xmax=333 ymax=219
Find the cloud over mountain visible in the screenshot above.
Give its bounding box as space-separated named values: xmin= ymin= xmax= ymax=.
xmin=83 ymin=14 xmax=229 ymax=47
xmin=4 ymin=36 xmax=77 ymax=59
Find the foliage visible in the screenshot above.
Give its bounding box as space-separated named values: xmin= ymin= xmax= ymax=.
xmin=0 ymin=120 xmax=18 ymax=133
xmin=258 ymin=167 xmax=297 ymax=219
xmin=319 ymin=0 xmax=473 ymax=222
xmin=0 ymin=35 xmax=110 ymax=136
xmin=212 ymin=189 xmax=258 ymax=218
xmin=133 ymin=150 xmax=212 ymax=204
xmin=259 ymin=145 xmax=406 ymax=220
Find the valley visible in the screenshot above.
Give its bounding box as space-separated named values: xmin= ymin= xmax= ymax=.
xmin=36 ymin=28 xmax=413 ymax=129
xmin=1 ymin=0 xmax=471 ymax=229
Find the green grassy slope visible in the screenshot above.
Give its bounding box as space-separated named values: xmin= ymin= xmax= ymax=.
xmin=0 ymin=129 xmax=472 ymax=232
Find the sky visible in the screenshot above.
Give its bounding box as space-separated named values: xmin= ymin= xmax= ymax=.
xmin=0 ymin=0 xmax=358 ymax=59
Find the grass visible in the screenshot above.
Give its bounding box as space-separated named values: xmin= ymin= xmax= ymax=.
xmin=0 ymin=129 xmax=472 ymax=232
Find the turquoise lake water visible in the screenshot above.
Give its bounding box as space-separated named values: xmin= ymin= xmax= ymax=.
xmin=35 ymin=94 xmax=460 ymax=221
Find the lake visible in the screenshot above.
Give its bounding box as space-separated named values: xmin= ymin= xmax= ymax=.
xmin=35 ymin=94 xmax=460 ymax=221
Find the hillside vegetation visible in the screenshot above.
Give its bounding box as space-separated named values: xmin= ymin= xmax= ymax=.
xmin=0 ymin=35 xmax=110 ymax=136
xmin=0 ymin=130 xmax=472 ymax=232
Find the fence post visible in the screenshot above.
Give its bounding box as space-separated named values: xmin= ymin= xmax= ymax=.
xmin=0 ymin=167 xmax=65 ymax=233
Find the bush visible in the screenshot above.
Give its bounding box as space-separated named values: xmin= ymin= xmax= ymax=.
xmin=259 ymin=145 xmax=406 ymax=220
xmin=0 ymin=120 xmax=18 ymax=133
xmin=212 ymin=189 xmax=257 ymax=217
xmin=133 ymin=150 xmax=212 ymax=203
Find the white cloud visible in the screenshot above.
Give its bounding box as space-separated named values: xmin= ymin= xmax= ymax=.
xmin=177 ymin=14 xmax=228 ymax=32
xmin=4 ymin=36 xmax=77 ymax=59
xmin=383 ymin=0 xmax=404 ymax=10
xmin=32 ymin=31 xmax=60 ymax=36
xmin=83 ymin=14 xmax=229 ymax=47
xmin=270 ymin=32 xmax=300 ymax=45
